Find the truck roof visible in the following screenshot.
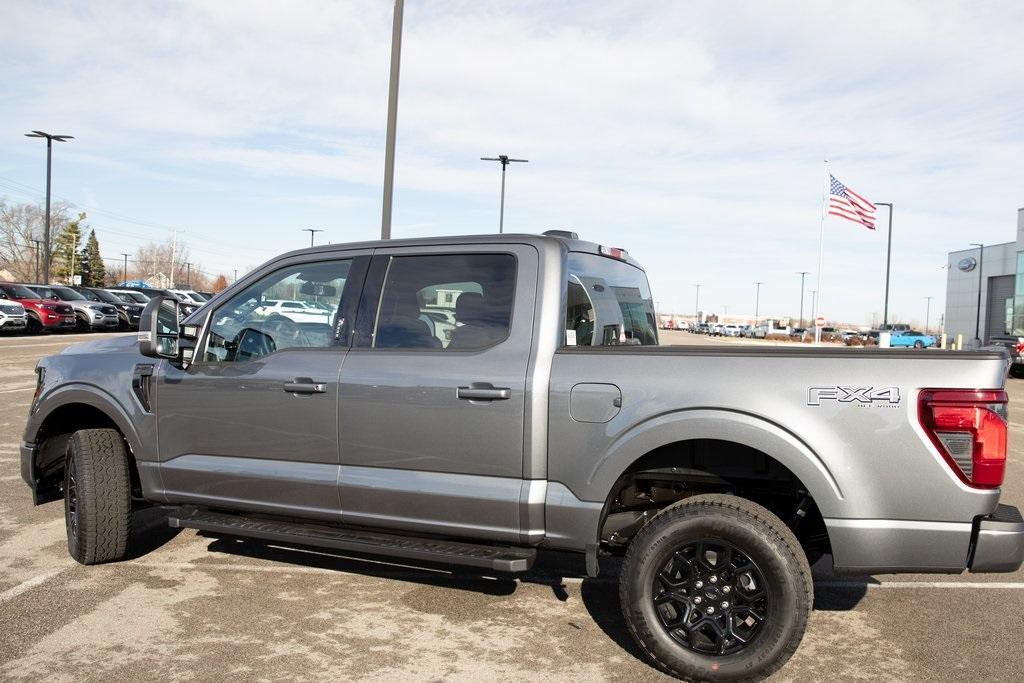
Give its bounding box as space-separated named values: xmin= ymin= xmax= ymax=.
xmin=268 ymin=232 xmax=646 ymax=271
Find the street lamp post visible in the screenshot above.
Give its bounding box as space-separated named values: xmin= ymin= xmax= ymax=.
xmin=925 ymin=296 xmax=933 ymax=333
xmin=876 ymin=202 xmax=894 ymax=326
xmin=796 ymin=271 xmax=809 ymax=328
xmin=694 ymin=284 xmax=702 ymax=322
xmin=31 ymin=240 xmax=42 ymax=282
xmin=24 ymin=131 xmax=74 ymax=284
xmin=810 ymin=290 xmax=817 ymax=324
xmin=121 ymin=253 xmax=130 ymax=286
xmin=302 ymin=228 xmax=324 ymax=247
xmin=970 ymin=243 xmax=984 ymax=342
xmin=185 ymin=262 xmax=192 ymax=287
xmin=380 ymin=0 xmax=404 ymax=241
xmin=481 ymin=155 xmax=528 ymax=233
xmin=753 ymin=281 xmax=764 ymax=321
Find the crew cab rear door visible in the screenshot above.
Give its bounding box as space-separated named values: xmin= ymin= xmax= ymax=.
xmin=337 ymin=244 xmax=538 ymax=543
xmin=155 ymin=252 xmax=369 ymax=521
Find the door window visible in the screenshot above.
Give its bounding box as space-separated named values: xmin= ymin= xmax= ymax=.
xmin=203 ymin=259 xmax=352 ymax=362
xmin=564 ymin=252 xmax=658 ymax=346
xmin=373 ymin=253 xmax=516 ymax=350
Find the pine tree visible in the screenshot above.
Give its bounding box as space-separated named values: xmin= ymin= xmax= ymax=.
xmin=50 ymin=212 xmax=86 ymax=284
xmin=80 ymin=230 xmax=105 ymax=286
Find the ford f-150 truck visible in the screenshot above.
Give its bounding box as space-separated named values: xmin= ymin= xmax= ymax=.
xmin=20 ymin=232 xmax=1024 ymax=680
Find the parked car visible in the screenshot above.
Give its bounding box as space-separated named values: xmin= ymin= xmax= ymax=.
xmin=889 ymin=330 xmax=937 ymax=349
xmin=721 ymin=324 xmax=742 ymax=337
xmin=21 ymin=231 xmax=1022 ymax=682
xmin=789 ymin=327 xmax=807 ymax=340
xmin=169 ymin=289 xmax=209 ymax=305
xmin=740 ymin=325 xmax=766 ymax=339
xmin=0 ymin=299 xmax=28 ymax=332
xmin=108 ymin=289 xmax=152 ymax=305
xmin=72 ymin=287 xmax=144 ymax=330
xmin=841 ymin=329 xmax=860 ymax=343
xmin=252 ymin=299 xmax=335 ymax=325
xmin=117 ymin=286 xmax=201 ymax=316
xmin=0 ymin=282 xmax=76 ymax=333
xmin=26 ymin=284 xmax=120 ymax=332
xmin=695 ymin=322 xmax=710 ymax=334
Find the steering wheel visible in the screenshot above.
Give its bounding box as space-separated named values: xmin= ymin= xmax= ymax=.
xmin=262 ymin=314 xmax=308 ymax=347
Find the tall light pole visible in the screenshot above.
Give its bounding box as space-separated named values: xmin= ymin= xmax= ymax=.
xmin=32 ymin=239 xmax=42 ymax=282
xmin=380 ymin=0 xmax=404 ymax=241
xmin=796 ymin=271 xmax=809 ymax=328
xmin=185 ymin=262 xmax=192 ymax=287
xmin=810 ymin=290 xmax=817 ymax=324
xmin=121 ymin=253 xmax=130 ymax=286
xmin=753 ymin=281 xmax=764 ymax=321
xmin=694 ymin=283 xmax=702 ymax=322
xmin=876 ymin=202 xmax=894 ymax=326
xmin=481 ymin=155 xmax=528 ymax=233
xmin=924 ymin=296 xmax=933 ymax=333
xmin=302 ymin=228 xmax=324 ymax=247
xmin=970 ymin=243 xmax=984 ymax=342
xmin=25 ymin=131 xmax=74 ymax=284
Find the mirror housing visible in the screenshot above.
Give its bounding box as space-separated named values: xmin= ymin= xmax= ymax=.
xmin=138 ymin=295 xmax=181 ymax=359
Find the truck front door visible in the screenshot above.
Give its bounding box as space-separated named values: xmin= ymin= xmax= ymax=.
xmin=156 ymin=254 xmax=366 ymax=521
xmin=337 ymin=245 xmax=538 ymax=543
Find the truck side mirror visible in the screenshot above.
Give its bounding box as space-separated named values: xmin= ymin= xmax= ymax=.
xmin=138 ymin=295 xmax=181 ymax=359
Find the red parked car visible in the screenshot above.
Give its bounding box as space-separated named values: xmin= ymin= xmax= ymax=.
xmin=0 ymin=282 xmax=76 ymax=333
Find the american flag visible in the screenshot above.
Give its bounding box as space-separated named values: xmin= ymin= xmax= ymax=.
xmin=828 ymin=174 xmax=876 ymax=230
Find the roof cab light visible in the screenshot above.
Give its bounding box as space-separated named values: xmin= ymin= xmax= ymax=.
xmin=919 ymin=389 xmax=1008 ymax=488
xmin=599 ymin=245 xmax=628 ymax=260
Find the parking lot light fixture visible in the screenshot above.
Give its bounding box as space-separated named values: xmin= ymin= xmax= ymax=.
xmin=925 ymin=296 xmax=933 ymax=334
xmin=694 ymin=284 xmax=702 ymax=321
xmin=24 ymin=131 xmax=74 ymax=284
xmin=481 ymin=155 xmax=528 ymax=233
xmin=753 ymin=282 xmax=764 ymax=321
xmin=876 ymin=203 xmax=894 ymax=326
xmin=796 ymin=272 xmax=809 ymax=328
xmin=970 ymin=243 xmax=984 ymax=342
xmin=303 ymin=228 xmax=324 ymax=248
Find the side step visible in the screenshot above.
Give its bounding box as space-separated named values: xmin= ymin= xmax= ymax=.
xmin=168 ymin=508 xmax=536 ymax=573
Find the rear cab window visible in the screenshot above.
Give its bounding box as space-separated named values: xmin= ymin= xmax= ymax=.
xmin=565 ymin=251 xmax=658 ymax=346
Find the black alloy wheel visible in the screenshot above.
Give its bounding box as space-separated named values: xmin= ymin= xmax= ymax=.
xmin=652 ymin=539 xmax=769 ymax=656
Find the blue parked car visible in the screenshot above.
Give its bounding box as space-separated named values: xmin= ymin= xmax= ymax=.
xmin=889 ymin=329 xmax=936 ymax=348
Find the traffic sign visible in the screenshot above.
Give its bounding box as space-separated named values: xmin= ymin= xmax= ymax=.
xmin=814 ymin=316 xmax=826 ymax=328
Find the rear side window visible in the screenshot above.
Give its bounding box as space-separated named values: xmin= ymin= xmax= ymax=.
xmin=565 ymin=252 xmax=658 ymax=346
xmin=373 ymin=253 xmax=516 ymax=350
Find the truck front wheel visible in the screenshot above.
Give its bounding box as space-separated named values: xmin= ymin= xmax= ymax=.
xmin=64 ymin=429 xmax=132 ymax=565
xmin=619 ymin=494 xmax=812 ymax=681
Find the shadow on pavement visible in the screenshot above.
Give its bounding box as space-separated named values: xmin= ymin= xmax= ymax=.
xmin=124 ymin=506 xmax=182 ymax=560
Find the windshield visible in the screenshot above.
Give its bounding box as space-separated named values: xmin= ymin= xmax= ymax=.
xmin=0 ymin=284 xmax=40 ymax=299
xmin=50 ymin=286 xmax=86 ymax=301
xmin=565 ymin=252 xmax=657 ymax=346
xmin=90 ymin=289 xmax=123 ymax=304
xmin=116 ymin=291 xmax=150 ymax=303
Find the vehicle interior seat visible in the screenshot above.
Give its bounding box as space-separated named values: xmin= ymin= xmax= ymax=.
xmin=375 ymin=295 xmax=440 ymax=348
xmin=448 ymin=292 xmax=505 ymax=349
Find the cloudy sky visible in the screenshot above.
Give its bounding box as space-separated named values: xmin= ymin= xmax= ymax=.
xmin=2 ymin=0 xmax=1022 ymax=324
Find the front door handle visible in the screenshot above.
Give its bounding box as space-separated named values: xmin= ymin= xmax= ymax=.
xmin=457 ymin=384 xmax=511 ymax=401
xmin=284 ymin=378 xmax=327 ymax=394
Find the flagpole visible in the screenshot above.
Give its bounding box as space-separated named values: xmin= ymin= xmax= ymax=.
xmin=814 ymin=160 xmax=829 ymax=344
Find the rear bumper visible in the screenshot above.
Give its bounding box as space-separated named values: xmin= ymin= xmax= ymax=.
xmin=969 ymin=504 xmax=1024 ymax=573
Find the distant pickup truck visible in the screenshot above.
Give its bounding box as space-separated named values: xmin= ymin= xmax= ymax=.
xmin=20 ymin=232 xmax=1024 ymax=681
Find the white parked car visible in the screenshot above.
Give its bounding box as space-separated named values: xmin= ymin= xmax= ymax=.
xmin=253 ymin=299 xmax=334 ymax=324
xmin=722 ymin=324 xmax=742 ymax=337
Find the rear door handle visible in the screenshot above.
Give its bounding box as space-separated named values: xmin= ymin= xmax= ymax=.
xmin=457 ymin=385 xmax=511 ymax=401
xmin=284 ymin=378 xmax=327 ymax=394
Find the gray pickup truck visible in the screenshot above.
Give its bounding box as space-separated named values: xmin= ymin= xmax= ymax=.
xmin=20 ymin=232 xmax=1024 ymax=680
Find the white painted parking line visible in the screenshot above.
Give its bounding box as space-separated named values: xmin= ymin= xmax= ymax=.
xmin=0 ymin=384 xmax=36 ymax=395
xmin=0 ymin=569 xmax=65 ymax=604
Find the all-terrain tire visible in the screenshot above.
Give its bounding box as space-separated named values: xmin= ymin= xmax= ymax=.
xmin=64 ymin=428 xmax=132 ymax=564
xmin=619 ymin=494 xmax=813 ymax=681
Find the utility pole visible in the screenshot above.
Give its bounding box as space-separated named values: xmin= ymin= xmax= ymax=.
xmin=380 ymin=0 xmax=404 ymax=241
xmin=970 ymin=243 xmax=984 ymax=342
xmin=876 ymin=203 xmax=894 ymax=326
xmin=924 ymin=296 xmax=933 ymax=333
xmin=302 ymin=228 xmax=323 ymax=247
xmin=32 ymin=240 xmax=42 ymax=282
xmin=234 ymin=269 xmax=238 ymax=283
xmin=121 ymin=253 xmax=130 ymax=286
xmin=480 ymin=155 xmax=528 ymax=233
xmin=694 ymin=284 xmax=702 ymax=322
xmin=186 ymin=262 xmax=192 ymax=287
xmin=753 ymin=281 xmax=764 ymax=321
xmin=69 ymin=230 xmax=78 ymax=285
xmin=25 ymin=131 xmax=73 ymax=284
xmin=810 ymin=290 xmax=817 ymax=324
xmin=796 ymin=271 xmax=809 ymax=328
xmin=169 ymin=228 xmax=177 ymax=289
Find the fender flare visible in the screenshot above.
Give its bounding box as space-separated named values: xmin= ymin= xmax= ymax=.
xmin=29 ymin=383 xmax=144 ymax=458
xmin=585 ymin=408 xmax=845 ymax=517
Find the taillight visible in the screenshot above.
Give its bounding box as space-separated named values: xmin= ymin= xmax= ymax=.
xmin=919 ymin=389 xmax=1008 ymax=488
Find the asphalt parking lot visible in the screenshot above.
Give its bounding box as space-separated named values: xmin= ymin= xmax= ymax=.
xmin=1 ymin=332 xmax=1022 ymax=681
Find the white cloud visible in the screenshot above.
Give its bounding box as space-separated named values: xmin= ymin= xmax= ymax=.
xmin=0 ymin=0 xmax=1021 ymax=323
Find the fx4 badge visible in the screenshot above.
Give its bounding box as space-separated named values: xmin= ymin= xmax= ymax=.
xmin=808 ymin=386 xmax=901 ymax=407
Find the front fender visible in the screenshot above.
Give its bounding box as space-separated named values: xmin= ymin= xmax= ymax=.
xmin=585 ymin=408 xmax=845 ymax=516
xmin=27 ymin=383 xmax=146 ymax=459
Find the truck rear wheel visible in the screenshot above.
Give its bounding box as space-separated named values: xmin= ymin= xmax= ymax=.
xmin=64 ymin=428 xmax=132 ymax=564
xmin=619 ymin=494 xmax=812 ymax=681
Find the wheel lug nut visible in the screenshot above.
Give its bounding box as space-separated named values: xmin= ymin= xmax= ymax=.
xmin=709 ymin=575 xmax=718 ymax=583
xmin=695 ymin=580 xmax=703 ymax=588
xmin=694 ymin=596 xmax=702 ymax=604
xmin=706 ymin=606 xmax=715 ymax=614
xmin=721 ymin=601 xmax=729 ymax=608
xmin=722 ymin=585 xmax=731 ymax=593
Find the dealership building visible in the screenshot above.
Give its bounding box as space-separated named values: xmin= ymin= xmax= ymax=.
xmin=945 ymin=208 xmax=1024 ymax=345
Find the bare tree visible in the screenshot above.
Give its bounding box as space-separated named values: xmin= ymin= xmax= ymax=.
xmin=0 ymin=198 xmax=73 ymax=283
